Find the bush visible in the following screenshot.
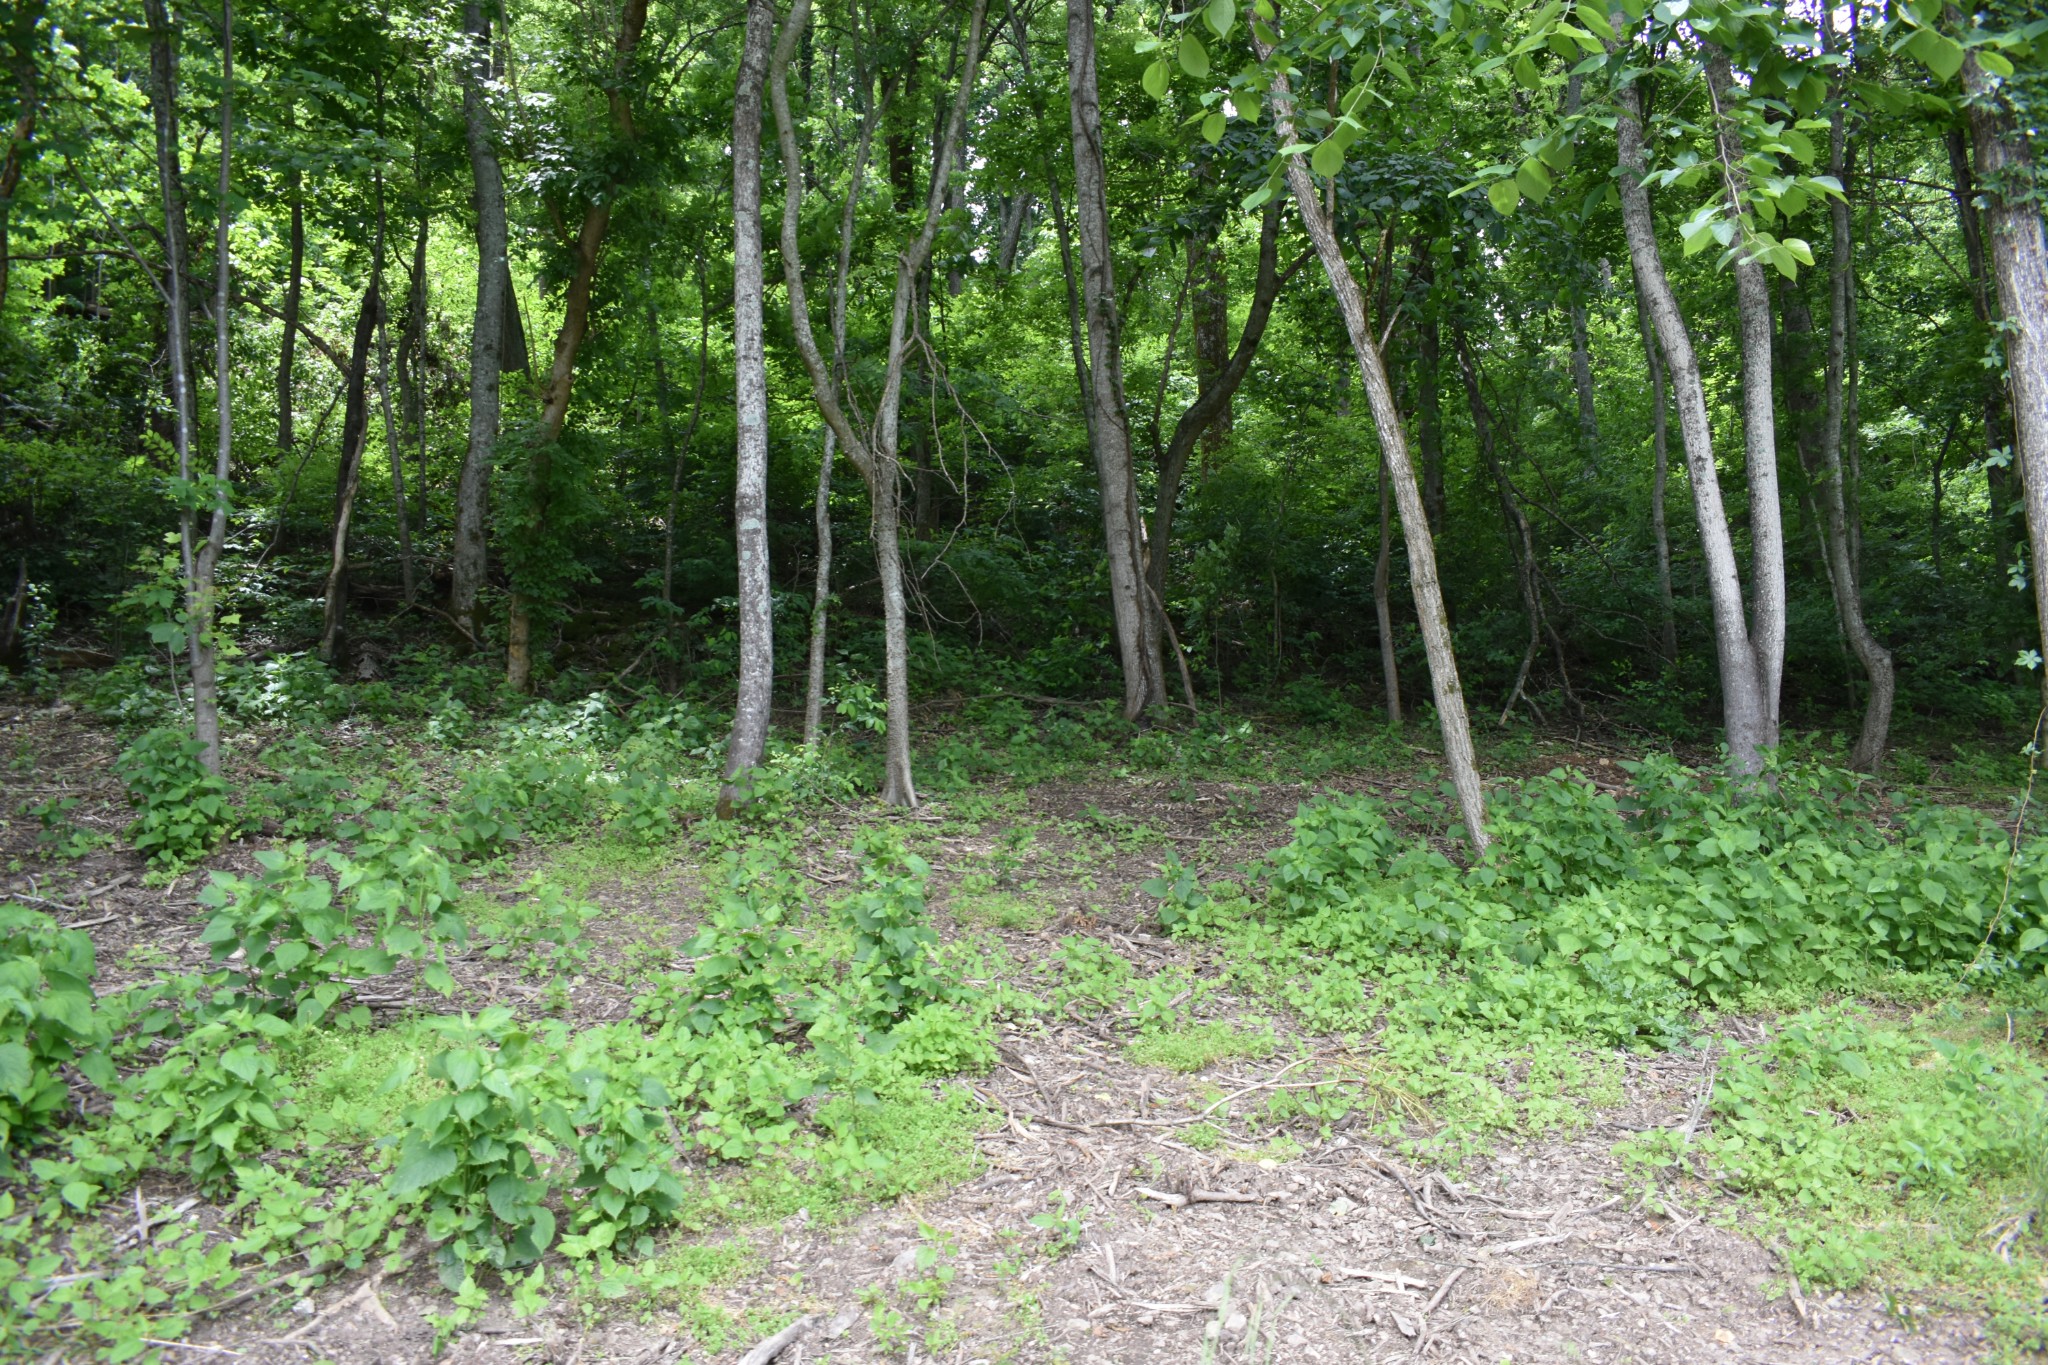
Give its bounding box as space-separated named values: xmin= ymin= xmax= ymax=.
xmin=0 ymin=907 xmax=110 ymax=1156
xmin=116 ymin=1010 xmax=297 ymax=1193
xmin=117 ymin=726 xmax=234 ymax=868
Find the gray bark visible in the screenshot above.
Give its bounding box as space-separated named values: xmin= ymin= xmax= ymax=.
xmin=1374 ymin=455 xmax=1400 ymax=725
xmin=773 ymin=0 xmax=988 ymax=806
xmin=1261 ymin=51 xmax=1488 ymax=850
xmin=721 ymin=0 xmax=777 ymax=813
xmin=317 ymin=283 xmax=379 ymax=664
xmin=451 ymin=0 xmax=506 ymax=646
xmin=197 ymin=0 xmax=233 ymax=773
xmin=1961 ymin=45 xmax=2048 ymax=704
xmin=1948 ymin=126 xmax=2019 ymax=582
xmin=1706 ymin=50 xmax=1785 ymax=752
xmin=1067 ymin=0 xmax=1166 ymax=718
xmin=1613 ymin=55 xmax=1772 ymax=775
xmin=278 ymin=102 xmax=301 ymax=460
xmin=372 ymin=78 xmax=414 ymax=606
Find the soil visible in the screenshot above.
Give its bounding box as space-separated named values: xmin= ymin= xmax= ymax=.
xmin=0 ymin=702 xmax=2003 ymax=1364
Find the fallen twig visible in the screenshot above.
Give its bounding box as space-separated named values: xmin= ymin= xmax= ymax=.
xmin=735 ymin=1313 xmax=814 ymax=1365
xmin=1422 ymin=1266 xmax=1466 ymax=1314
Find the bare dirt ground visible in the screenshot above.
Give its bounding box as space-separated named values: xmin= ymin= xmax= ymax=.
xmin=0 ymin=703 xmax=2002 ymax=1364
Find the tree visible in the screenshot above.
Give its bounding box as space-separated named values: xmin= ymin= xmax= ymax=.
xmin=721 ymin=0 xmax=777 ymax=813
xmin=451 ymin=0 xmax=508 ymax=648
xmin=1067 ymin=0 xmax=1167 ymax=719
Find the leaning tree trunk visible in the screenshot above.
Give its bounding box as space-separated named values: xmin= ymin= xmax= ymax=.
xmin=1961 ymin=44 xmax=2048 ymax=704
xmin=721 ymin=0 xmax=777 ymax=813
xmin=1374 ymin=456 xmax=1401 ymax=725
xmin=1260 ymin=50 xmax=1488 ymax=850
xmin=1705 ymin=49 xmax=1786 ymax=753
xmin=772 ymin=0 xmax=988 ymax=807
xmin=317 ymin=283 xmax=380 ymax=663
xmin=1066 ymin=0 xmax=1166 ymax=718
xmin=1612 ymin=46 xmax=1771 ymax=775
xmin=450 ymin=0 xmax=507 ymax=647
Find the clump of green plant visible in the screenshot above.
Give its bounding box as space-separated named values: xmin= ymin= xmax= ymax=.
xmin=26 ymin=795 xmax=110 ymax=860
xmin=0 ymin=907 xmax=111 ymax=1156
xmin=117 ymin=726 xmax=234 ymax=869
xmin=387 ymin=1009 xmax=570 ymax=1290
xmin=116 ymin=1009 xmax=297 ymax=1193
xmin=652 ymin=846 xmax=804 ymax=1038
xmin=197 ymin=845 xmax=392 ymax=1024
xmin=840 ymin=830 xmax=947 ymax=1024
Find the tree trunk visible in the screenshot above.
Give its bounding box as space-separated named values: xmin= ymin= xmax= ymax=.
xmin=1961 ymin=44 xmax=2048 ymax=703
xmin=508 ymin=0 xmax=648 ymax=693
xmin=1782 ymin=280 xmax=1893 ymax=769
xmin=277 ymin=103 xmax=302 ymax=459
xmin=1614 ymin=56 xmax=1772 ymax=775
xmin=1413 ymin=236 xmax=1446 ymax=534
xmin=995 ymin=190 xmax=1033 ymax=272
xmin=195 ymin=0 xmax=235 ymax=773
xmin=451 ymin=0 xmax=507 ymax=647
xmin=1948 ymin=126 xmax=2018 ymax=581
xmin=657 ymin=251 xmax=711 ymax=672
xmin=1066 ymin=0 xmax=1165 ymax=719
xmin=0 ymin=0 xmax=44 ymax=315
xmin=145 ymin=0 xmax=204 ymax=766
xmin=372 ymin=76 xmax=414 ymax=606
xmin=399 ymin=205 xmax=429 ymax=534
xmin=1635 ymin=281 xmax=1677 ymax=664
xmin=1374 ymin=455 xmax=1401 ymax=724
xmin=721 ymin=0 xmax=777 ymax=813
xmin=773 ymin=0 xmax=987 ymax=807
xmin=1146 ymin=203 xmax=1285 ymax=652
xmin=1705 ymin=49 xmax=1785 ymax=753
xmin=1261 ymin=53 xmax=1487 ymax=849
xmin=804 ymin=79 xmax=879 ymax=747
xmin=1188 ymin=225 xmax=1231 ymax=454
xmin=317 ymin=283 xmax=381 ymax=664
xmin=1569 ymin=295 xmax=1597 ymax=458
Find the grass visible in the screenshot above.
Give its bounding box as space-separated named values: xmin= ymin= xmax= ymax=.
xmin=1126 ymin=1021 xmax=1276 ymax=1073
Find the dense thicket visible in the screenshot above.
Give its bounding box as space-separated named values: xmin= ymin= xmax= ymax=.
xmin=4 ymin=0 xmax=2046 ymax=810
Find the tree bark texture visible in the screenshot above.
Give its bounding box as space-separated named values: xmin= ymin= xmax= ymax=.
xmin=1067 ymin=0 xmax=1166 ymax=719
xmin=277 ymin=104 xmax=302 ymax=459
xmin=1261 ymin=52 xmax=1488 ymax=850
xmin=1613 ymin=59 xmax=1772 ymax=775
xmin=1961 ymin=47 xmax=2048 ymax=703
xmin=1948 ymin=126 xmax=2019 ymax=581
xmin=773 ymin=0 xmax=988 ymax=807
xmin=1634 ymin=279 xmax=1677 ymax=664
xmin=1705 ymin=50 xmax=1786 ymax=753
xmin=721 ymin=0 xmax=777 ymax=813
xmin=451 ymin=0 xmax=507 ymax=647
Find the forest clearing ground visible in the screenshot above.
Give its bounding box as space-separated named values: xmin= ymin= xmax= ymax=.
xmin=0 ymin=705 xmax=2024 ymax=1364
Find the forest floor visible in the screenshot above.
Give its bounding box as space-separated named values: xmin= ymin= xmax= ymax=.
xmin=0 ymin=701 xmax=2030 ymax=1365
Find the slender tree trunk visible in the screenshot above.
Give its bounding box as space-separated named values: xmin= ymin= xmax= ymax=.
xmin=1413 ymin=237 xmax=1446 ymax=535
xmin=1783 ymin=279 xmax=1893 ymax=769
xmin=1146 ymin=203 xmax=1285 ymax=656
xmin=1948 ymin=126 xmax=2018 ymax=581
xmin=277 ymin=104 xmax=301 ymax=459
xmin=194 ymin=0 xmax=235 ymax=772
xmin=804 ymin=80 xmax=878 ymax=747
xmin=1374 ymin=455 xmax=1401 ymax=724
xmin=1614 ymin=52 xmax=1772 ymax=775
xmin=995 ymin=189 xmax=1033 ymax=272
xmin=1961 ymin=43 xmax=2048 ymax=702
xmin=508 ymin=0 xmax=648 ymax=692
xmin=721 ymin=0 xmax=777 ymax=812
xmin=773 ymin=0 xmax=987 ymax=807
xmin=0 ymin=0 xmax=45 ymax=315
xmin=399 ymin=206 xmax=429 ymax=535
xmin=317 ymin=283 xmax=380 ymax=664
xmin=1189 ymin=224 xmax=1231 ymax=454
xmin=656 ymin=251 xmax=711 ymax=666
xmin=372 ymin=75 xmax=414 ymax=605
xmin=1067 ymin=0 xmax=1165 ymax=718
xmin=1705 ymin=50 xmax=1785 ymax=751
xmin=451 ymin=0 xmax=506 ymax=647
xmin=1635 ymin=282 xmax=1677 ymax=664
xmin=1261 ymin=52 xmax=1487 ymax=849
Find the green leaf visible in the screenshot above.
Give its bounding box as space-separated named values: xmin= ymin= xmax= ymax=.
xmin=1143 ymin=59 xmax=1171 ymax=99
xmin=1538 ymin=137 xmax=1575 ymax=172
xmin=1311 ymin=138 xmax=1346 ymax=177
xmin=1575 ymin=3 xmax=1616 ymax=41
xmin=0 ymin=1043 xmax=31 ymax=1100
xmin=423 ymin=964 xmax=457 ymax=997
xmin=1513 ymin=53 xmax=1541 ymax=88
xmin=392 ymin=1142 xmax=459 ymax=1194
xmin=1488 ymin=179 xmax=1522 ymax=216
xmin=1178 ymin=33 xmax=1211 ymax=78
xmin=1978 ymin=50 xmax=2014 ymax=78
xmin=1835 ymin=1050 xmax=1871 ymax=1079
xmin=1204 ymin=0 xmax=1236 ymax=39
xmin=1906 ymin=29 xmax=1964 ymax=82
xmin=2016 ymin=926 xmax=2047 ymax=953
xmin=1202 ymin=111 xmax=1227 ymax=144
xmin=1515 ymin=157 xmax=1553 ymax=202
